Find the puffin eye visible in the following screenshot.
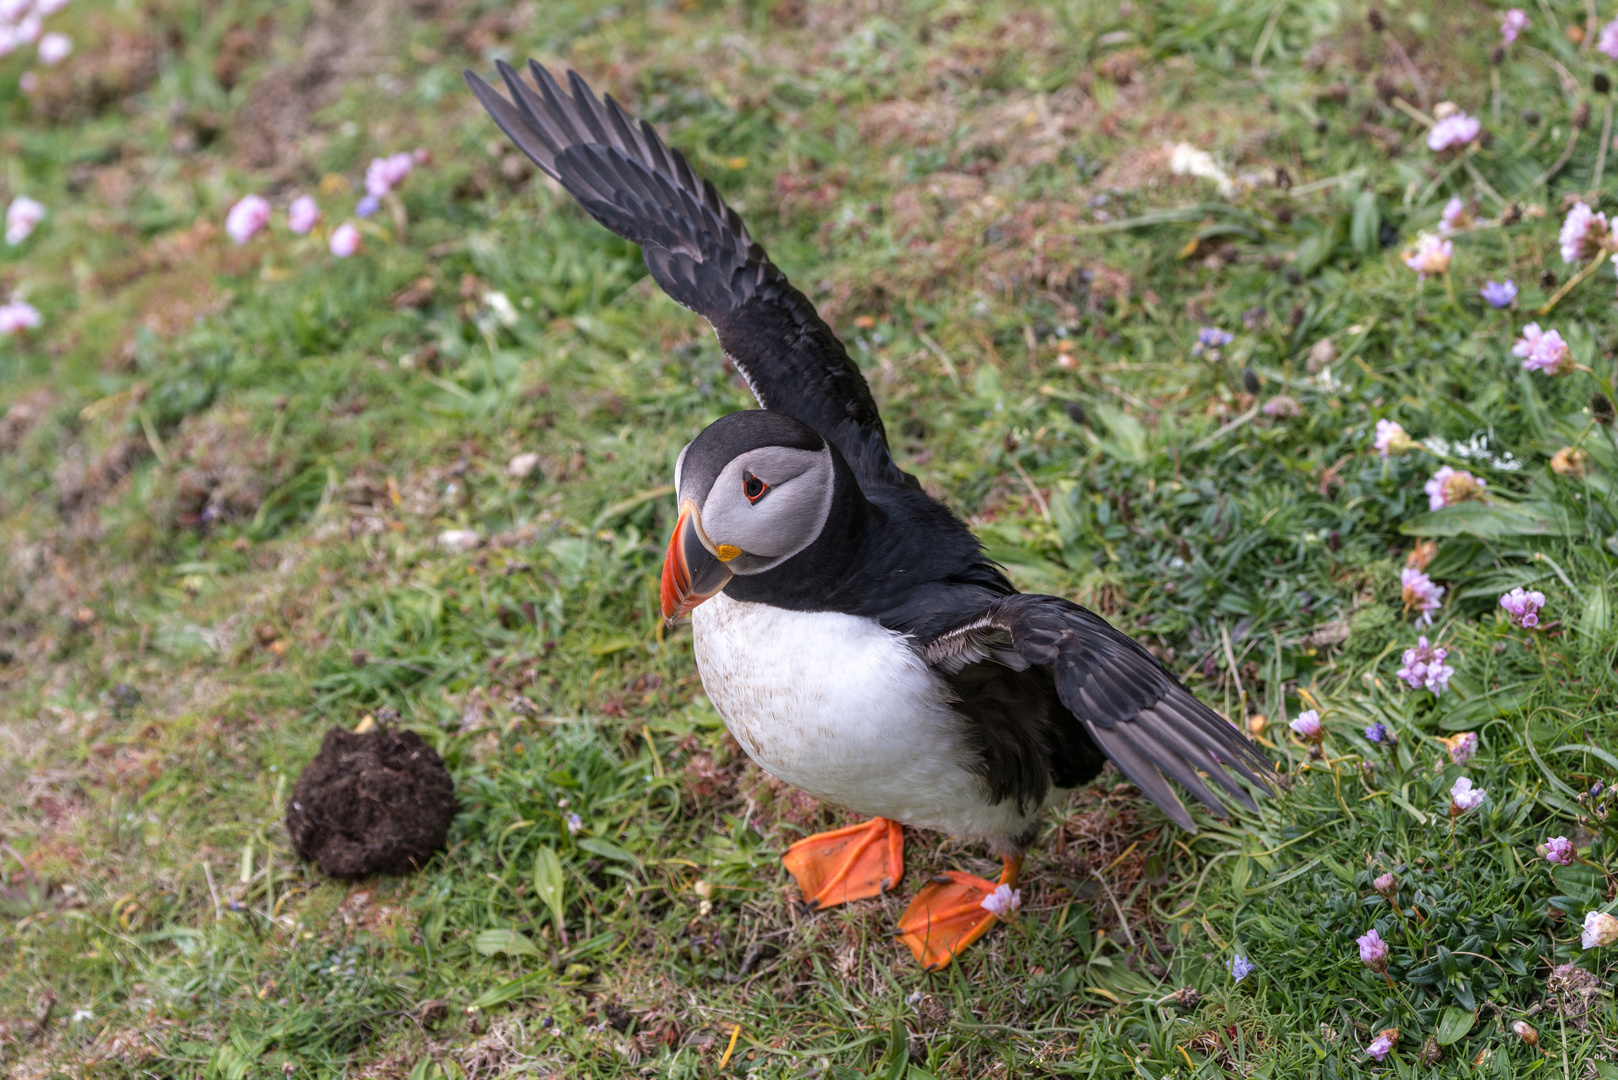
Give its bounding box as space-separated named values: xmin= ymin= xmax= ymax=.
xmin=742 ymin=471 xmax=769 ymax=504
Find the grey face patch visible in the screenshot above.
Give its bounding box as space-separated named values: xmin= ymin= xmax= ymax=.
xmin=697 ymin=445 xmax=834 ymax=574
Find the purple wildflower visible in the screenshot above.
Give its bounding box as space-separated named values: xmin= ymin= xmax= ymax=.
xmin=1441 ymin=731 xmax=1478 ymax=766
xmin=1373 ymin=872 xmax=1397 ymax=898
xmin=1364 ymin=722 xmax=1389 ymax=744
xmin=1559 ymin=202 xmax=1609 ymax=263
xmin=1397 ymin=636 xmax=1454 ymax=694
xmin=1479 ymin=279 xmax=1517 ymax=308
xmin=1262 ymin=395 xmax=1302 ymax=418
xmin=1542 ymin=836 xmax=1574 ymax=865
xmin=1439 ymin=197 xmax=1470 ymax=233
xmin=1192 ymin=326 xmax=1233 ymax=360
xmin=1400 ymin=569 xmax=1446 ymax=626
xmin=1289 ymin=710 xmax=1322 ymax=741
xmin=329 ymin=222 xmax=361 ymax=258
xmin=1366 ymin=1031 xmax=1396 ymax=1061
xmin=1601 ymin=19 xmax=1618 ymax=60
xmin=1501 ymin=8 xmax=1528 ymax=42
xmin=1581 ymin=910 xmax=1618 ymax=948
xmin=1229 ymin=953 xmax=1255 ymax=982
xmin=1450 ymin=776 xmax=1487 ymax=813
xmin=1403 ymin=233 xmax=1452 ymax=278
xmin=1373 ymin=419 xmax=1412 ymax=457
xmin=5 ymin=195 xmax=45 ymax=245
xmin=1499 ymin=586 xmax=1545 ymax=628
xmin=0 ymin=299 xmax=43 ymax=336
xmin=1357 ymin=928 xmax=1390 ymax=971
xmin=980 ymin=883 xmax=1021 ymax=917
xmin=356 ymin=194 xmax=381 ymax=219
xmin=287 ymin=194 xmax=320 ymax=235
xmin=36 ymin=30 xmax=69 ymax=65
xmin=364 ymin=152 xmax=414 ymax=198
xmin=1427 ymin=113 xmax=1480 ymax=152
xmin=1512 ymin=323 xmax=1574 ymax=375
xmin=225 ymin=194 xmax=271 ymax=245
xmin=1424 ymin=465 xmax=1486 ymax=511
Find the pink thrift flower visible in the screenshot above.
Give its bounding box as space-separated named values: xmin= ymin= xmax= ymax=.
xmin=1559 ymin=202 xmax=1609 ymax=264
xmin=1289 ymin=709 xmax=1322 ymax=741
xmin=329 ymin=221 xmax=361 ymax=258
xmin=1499 ymin=586 xmax=1545 ymax=628
xmin=1373 ymin=419 xmax=1412 ymax=457
xmin=1441 ymin=731 xmax=1478 ymax=766
xmin=1400 ymin=569 xmax=1446 ymax=626
xmin=225 ymin=194 xmax=270 ymax=245
xmin=6 ymin=195 xmax=46 ymax=245
xmin=1513 ymin=323 xmax=1573 ymax=374
xmin=1357 ymin=928 xmax=1390 ymax=970
xmin=1373 ymin=872 xmax=1397 ymax=897
xmin=1580 ymin=910 xmax=1618 ymax=948
xmin=1439 ymin=197 xmax=1470 ymax=233
xmin=1366 ymin=1031 xmax=1395 ymax=1061
xmin=0 ymin=0 xmax=32 ymax=21
xmin=412 ymin=147 xmax=431 ymax=165
xmin=287 ymin=194 xmax=320 ymax=235
xmin=1397 ymin=636 xmax=1453 ymax=693
xmin=0 ymin=299 xmax=43 ymax=335
xmin=1424 ymin=465 xmax=1486 ymax=511
xmin=364 ymin=152 xmax=414 ymax=197
xmin=1542 ymin=836 xmax=1574 ymax=865
xmin=1450 ymin=776 xmax=1487 ymax=813
xmin=1261 ymin=395 xmax=1302 ymax=418
xmin=1427 ymin=113 xmax=1480 ymax=152
xmin=0 ymin=27 xmax=15 ymax=59
xmin=1601 ymin=19 xmax=1618 ymax=59
xmin=979 ymin=883 xmax=1020 ymax=916
xmin=35 ymin=30 xmax=69 ymax=65
xmin=13 ymin=14 xmax=39 ymax=45
xmin=1403 ymin=233 xmax=1452 ymax=279
xmin=1501 ymin=8 xmax=1528 ymax=42
xmin=35 ymin=0 xmax=71 ymax=14
xmin=19 ymin=71 xmax=38 ymax=95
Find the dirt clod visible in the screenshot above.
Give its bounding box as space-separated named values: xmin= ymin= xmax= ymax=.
xmin=286 ymin=727 xmax=456 ymax=878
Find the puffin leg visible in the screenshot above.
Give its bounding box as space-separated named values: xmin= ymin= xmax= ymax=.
xmin=782 ymin=817 xmax=905 ymax=909
xmin=896 ymin=855 xmax=1022 ymax=971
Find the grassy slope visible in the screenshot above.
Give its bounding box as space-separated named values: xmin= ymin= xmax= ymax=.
xmin=2 ymin=0 xmax=1617 ymax=1075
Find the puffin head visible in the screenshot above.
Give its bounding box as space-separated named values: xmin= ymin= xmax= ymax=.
xmin=661 ymin=411 xmax=842 ymax=622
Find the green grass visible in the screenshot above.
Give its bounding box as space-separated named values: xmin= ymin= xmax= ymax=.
xmin=2 ymin=0 xmax=1617 ymax=1075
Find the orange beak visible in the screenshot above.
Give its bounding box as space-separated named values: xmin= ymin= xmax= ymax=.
xmin=660 ymin=504 xmax=734 ymax=623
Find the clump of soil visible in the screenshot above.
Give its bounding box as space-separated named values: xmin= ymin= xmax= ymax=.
xmin=286 ymin=727 xmax=456 ymax=878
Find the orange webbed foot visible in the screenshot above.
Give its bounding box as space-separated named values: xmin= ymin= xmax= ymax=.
xmin=782 ymin=817 xmax=904 ymax=909
xmin=896 ymin=857 xmax=1021 ymax=970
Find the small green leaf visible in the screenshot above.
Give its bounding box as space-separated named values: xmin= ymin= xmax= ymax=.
xmin=533 ymin=845 xmax=566 ymax=936
xmin=1350 ymin=190 xmax=1379 ymax=255
xmin=577 ymin=837 xmax=639 ymax=866
xmin=471 ymin=971 xmax=548 ymax=1009
xmin=473 ymin=928 xmax=541 ymax=958
xmin=1436 ymin=1005 xmax=1475 ymax=1045
xmin=1400 ymin=501 xmax=1582 ymax=538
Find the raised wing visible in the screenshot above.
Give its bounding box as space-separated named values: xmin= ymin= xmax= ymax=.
xmin=464 ymin=60 xmax=914 ymax=491
xmin=925 ymin=593 xmax=1274 ymax=831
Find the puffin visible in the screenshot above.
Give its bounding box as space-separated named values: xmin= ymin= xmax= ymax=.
xmin=466 ymin=61 xmax=1274 ymax=969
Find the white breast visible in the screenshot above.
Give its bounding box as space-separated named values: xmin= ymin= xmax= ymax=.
xmin=691 ymin=593 xmax=1036 ymax=840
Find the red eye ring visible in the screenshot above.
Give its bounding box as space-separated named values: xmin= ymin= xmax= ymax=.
xmin=742 ymin=472 xmax=769 ymax=504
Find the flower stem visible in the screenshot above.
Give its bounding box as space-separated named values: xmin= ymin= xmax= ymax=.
xmin=1535 ymin=248 xmax=1610 ymax=316
xmin=1596 ymin=98 xmax=1616 ymax=193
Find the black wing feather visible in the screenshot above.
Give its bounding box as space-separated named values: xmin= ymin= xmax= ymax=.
xmin=925 ymin=594 xmax=1274 ymax=831
xmin=464 ymin=61 xmax=914 ymax=491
